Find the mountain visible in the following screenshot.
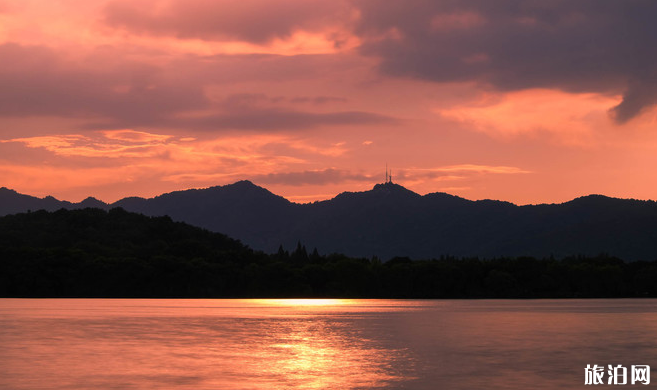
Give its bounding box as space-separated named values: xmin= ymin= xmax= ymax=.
xmin=0 ymin=187 xmax=75 ymax=215
xmin=113 ymin=180 xmax=296 ymax=249
xmin=2 ymin=182 xmax=657 ymax=260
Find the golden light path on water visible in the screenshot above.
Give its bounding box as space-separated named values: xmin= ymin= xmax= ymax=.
xmin=232 ymin=299 xmax=413 ymax=389
xmin=253 ymin=298 xmax=355 ymax=306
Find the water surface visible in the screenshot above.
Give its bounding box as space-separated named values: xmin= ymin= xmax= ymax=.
xmin=1 ymin=299 xmax=656 ymax=389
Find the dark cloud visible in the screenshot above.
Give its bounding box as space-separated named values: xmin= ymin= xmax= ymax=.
xmin=86 ymin=91 xmax=394 ymax=131
xmin=289 ymin=96 xmax=348 ymax=105
xmin=195 ymin=53 xmax=364 ymax=84
xmin=0 ymin=43 xmax=208 ymax=125
xmin=182 ymin=109 xmax=394 ymax=131
xmin=220 ymin=93 xmax=347 ymax=107
xmin=353 ymin=0 xmax=657 ymax=123
xmin=0 ymin=44 xmax=394 ymax=132
xmin=184 ymin=93 xmax=393 ymax=130
xmin=251 ymin=168 xmax=373 ymax=186
xmin=103 ymin=0 xmax=350 ymax=43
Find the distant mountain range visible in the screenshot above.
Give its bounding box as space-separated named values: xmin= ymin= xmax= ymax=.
xmin=2 ymin=181 xmax=657 ymax=260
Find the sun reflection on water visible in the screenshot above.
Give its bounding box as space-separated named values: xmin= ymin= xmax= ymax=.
xmin=252 ymin=298 xmax=356 ymax=307
xmin=259 ymin=318 xmax=408 ymax=389
xmin=229 ymin=299 xmax=412 ymax=389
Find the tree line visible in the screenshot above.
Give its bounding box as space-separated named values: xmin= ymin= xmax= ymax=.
xmin=1 ymin=208 xmax=656 ymax=298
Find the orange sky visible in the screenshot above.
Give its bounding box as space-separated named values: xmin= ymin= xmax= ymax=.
xmin=2 ymin=0 xmax=657 ymax=204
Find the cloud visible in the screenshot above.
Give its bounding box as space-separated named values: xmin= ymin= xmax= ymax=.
xmin=103 ymin=0 xmax=352 ymax=44
xmin=0 ymin=43 xmax=208 ymax=124
xmin=426 ymin=164 xmax=531 ymax=174
xmin=353 ymin=0 xmax=657 ymax=123
xmin=2 ymin=131 xmax=370 ymax=190
xmin=0 ymin=44 xmax=394 ymax=132
xmin=101 ymin=129 xmax=173 ymax=143
xmin=437 ymin=89 xmax=622 ymax=144
xmin=218 ymin=93 xmax=348 ymax=110
xmin=0 ymin=164 xmax=147 ymax=197
xmin=179 ymin=109 xmax=395 ymax=131
xmin=289 ymin=96 xmax=348 ymax=105
xmin=212 ymin=93 xmax=394 ymax=130
xmin=250 ymin=168 xmax=373 ymax=186
xmin=245 ymin=164 xmax=530 ymax=190
xmin=397 ymin=164 xmax=530 ymax=182
xmin=285 ymin=193 xmax=337 ymax=203
xmin=610 ymin=77 xmax=657 ymax=123
xmin=2 ymin=131 xmax=174 ymax=159
xmin=3 ymin=131 xmax=283 ymax=164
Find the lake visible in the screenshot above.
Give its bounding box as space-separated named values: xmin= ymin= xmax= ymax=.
xmin=1 ymin=299 xmax=656 ymax=389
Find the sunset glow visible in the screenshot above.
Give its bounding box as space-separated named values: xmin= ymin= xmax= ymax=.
xmin=255 ymin=299 xmax=353 ymax=307
xmin=2 ymin=1 xmax=657 ymax=204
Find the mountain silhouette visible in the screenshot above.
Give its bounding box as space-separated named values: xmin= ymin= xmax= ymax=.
xmin=2 ymin=182 xmax=657 ymax=260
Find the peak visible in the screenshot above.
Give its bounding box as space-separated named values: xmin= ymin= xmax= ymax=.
xmin=334 ymin=182 xmax=420 ymax=201
xmin=373 ymin=182 xmax=401 ymax=189
xmin=78 ymin=197 xmax=107 ymax=209
xmin=575 ymin=194 xmax=609 ymax=200
xmin=371 ymin=182 xmax=419 ymax=196
xmin=564 ymin=194 xmax=650 ymax=208
xmin=222 ymin=180 xmax=270 ymax=194
xmin=231 ymin=180 xmax=258 ymax=188
xmin=168 ymin=181 xmax=262 ymax=195
xmin=80 ymin=196 xmax=105 ymax=204
xmin=0 ymin=187 xmax=17 ymax=194
xmin=567 ymin=194 xmax=615 ymax=204
xmin=208 ymin=180 xmax=291 ymax=204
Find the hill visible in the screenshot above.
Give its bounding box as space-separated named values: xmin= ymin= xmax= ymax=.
xmin=2 ymin=182 xmax=657 ymax=260
xmin=2 ymin=208 xmax=657 ymax=298
xmin=0 ymin=208 xmax=257 ymax=297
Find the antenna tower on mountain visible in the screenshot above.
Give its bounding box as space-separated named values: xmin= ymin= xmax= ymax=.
xmin=385 ymin=163 xmax=393 ymax=184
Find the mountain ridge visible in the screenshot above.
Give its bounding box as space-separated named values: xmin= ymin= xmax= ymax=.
xmin=3 ymin=181 xmax=641 ymax=208
xmin=2 ymin=181 xmax=657 ymax=260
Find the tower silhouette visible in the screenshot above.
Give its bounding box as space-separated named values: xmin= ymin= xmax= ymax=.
xmin=385 ymin=164 xmax=393 ymax=184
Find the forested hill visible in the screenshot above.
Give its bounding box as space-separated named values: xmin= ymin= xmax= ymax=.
xmin=4 ymin=182 xmax=657 ymax=260
xmin=2 ymin=208 xmax=657 ymax=298
xmin=0 ymin=208 xmax=256 ymax=297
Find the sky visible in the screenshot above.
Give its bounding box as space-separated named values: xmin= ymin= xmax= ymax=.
xmin=1 ymin=0 xmax=657 ymax=204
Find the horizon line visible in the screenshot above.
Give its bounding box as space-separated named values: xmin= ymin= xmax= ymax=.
xmin=2 ymin=180 xmax=653 ymax=208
